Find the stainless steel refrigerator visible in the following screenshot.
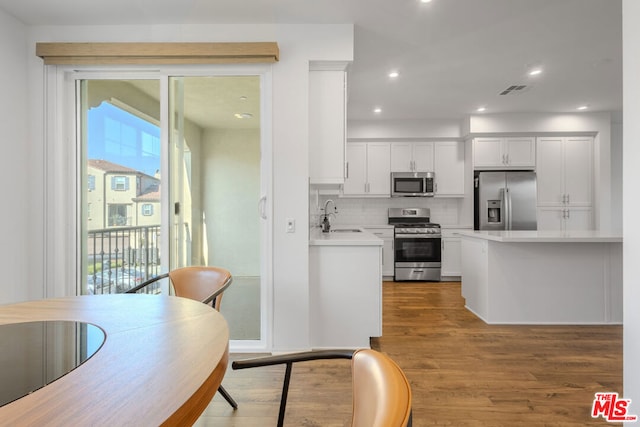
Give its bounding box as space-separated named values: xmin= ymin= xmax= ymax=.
xmin=474 ymin=171 xmax=537 ymax=230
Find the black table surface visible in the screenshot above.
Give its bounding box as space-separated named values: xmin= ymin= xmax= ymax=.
xmin=0 ymin=320 xmax=105 ymax=406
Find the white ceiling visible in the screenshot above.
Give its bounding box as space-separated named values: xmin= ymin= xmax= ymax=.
xmin=0 ymin=0 xmax=622 ymax=122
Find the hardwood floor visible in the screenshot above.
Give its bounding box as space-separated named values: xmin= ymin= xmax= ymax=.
xmin=196 ymin=281 xmax=622 ymax=426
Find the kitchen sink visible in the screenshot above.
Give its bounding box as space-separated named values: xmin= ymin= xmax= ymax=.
xmin=330 ymin=228 xmax=362 ymax=233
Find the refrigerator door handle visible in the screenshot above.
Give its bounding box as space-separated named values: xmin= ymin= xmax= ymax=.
xmin=499 ymin=187 xmax=508 ymax=230
xmin=505 ymin=187 xmax=513 ymax=230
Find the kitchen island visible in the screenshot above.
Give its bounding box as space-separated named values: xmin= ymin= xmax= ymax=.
xmin=457 ymin=230 xmax=622 ymax=325
xmin=309 ymin=227 xmax=383 ymax=348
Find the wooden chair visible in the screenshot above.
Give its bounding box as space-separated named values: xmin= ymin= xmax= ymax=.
xmin=127 ymin=266 xmax=238 ymax=410
xmin=232 ymin=349 xmax=413 ymax=427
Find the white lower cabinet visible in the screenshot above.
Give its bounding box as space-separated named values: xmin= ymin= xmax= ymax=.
xmin=309 ymin=244 xmax=382 ymax=348
xmin=364 ymin=226 xmax=394 ymax=277
xmin=537 ymin=207 xmax=593 ymax=231
xmin=441 ymin=229 xmax=463 ymax=278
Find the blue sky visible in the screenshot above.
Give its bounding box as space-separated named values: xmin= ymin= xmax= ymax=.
xmin=88 ymin=102 xmax=160 ymax=177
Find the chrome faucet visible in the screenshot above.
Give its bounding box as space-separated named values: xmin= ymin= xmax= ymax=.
xmin=321 ymin=199 xmax=337 ymax=232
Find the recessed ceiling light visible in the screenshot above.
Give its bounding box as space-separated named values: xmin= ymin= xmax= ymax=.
xmin=239 ymin=96 xmax=248 ymax=101
xmin=234 ymin=112 xmax=253 ymax=119
xmin=420 ymin=0 xmax=433 ymax=3
xmin=373 ymin=107 xmax=382 ymax=114
xmin=476 ymin=106 xmax=486 ymax=112
xmin=528 ymin=68 xmax=543 ymax=76
xmin=576 ymin=105 xmax=589 ymax=111
xmin=388 ymin=71 xmax=400 ymax=78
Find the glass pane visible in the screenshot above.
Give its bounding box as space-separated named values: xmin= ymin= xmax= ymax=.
xmin=171 ymin=76 xmax=262 ymax=340
xmin=80 ymin=80 xmax=163 ymax=295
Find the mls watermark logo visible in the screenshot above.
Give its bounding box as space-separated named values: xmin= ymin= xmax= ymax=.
xmin=592 ymin=392 xmax=638 ymax=422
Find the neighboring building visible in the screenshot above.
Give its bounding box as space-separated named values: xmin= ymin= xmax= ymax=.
xmin=87 ymin=159 xmax=160 ymax=230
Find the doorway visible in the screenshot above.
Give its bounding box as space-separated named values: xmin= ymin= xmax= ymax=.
xmin=76 ymin=71 xmax=269 ymax=344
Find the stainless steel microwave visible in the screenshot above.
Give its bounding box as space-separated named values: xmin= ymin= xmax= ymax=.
xmin=391 ymin=172 xmax=435 ymax=197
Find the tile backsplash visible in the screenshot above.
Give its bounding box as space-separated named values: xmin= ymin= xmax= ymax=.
xmin=311 ymin=193 xmax=462 ymax=228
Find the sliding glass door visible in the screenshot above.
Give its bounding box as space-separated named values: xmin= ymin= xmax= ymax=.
xmin=80 ymin=78 xmax=163 ymax=296
xmin=76 ymin=70 xmax=269 ymax=346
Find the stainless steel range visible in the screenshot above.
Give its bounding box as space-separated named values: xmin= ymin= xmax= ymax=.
xmin=388 ymin=208 xmax=441 ymax=282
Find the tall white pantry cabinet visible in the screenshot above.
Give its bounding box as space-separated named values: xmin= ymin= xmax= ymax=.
xmin=536 ymin=136 xmax=593 ymax=231
xmin=309 ymin=67 xmax=347 ymax=185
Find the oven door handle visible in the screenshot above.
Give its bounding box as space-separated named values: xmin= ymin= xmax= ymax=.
xmin=395 ymin=234 xmax=441 ymax=239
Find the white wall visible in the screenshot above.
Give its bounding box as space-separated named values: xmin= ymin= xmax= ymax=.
xmin=314 ymin=195 xmax=463 ymax=228
xmin=0 ymin=9 xmax=30 ymax=304
xmin=611 ymin=112 xmax=623 ymax=233
xmin=623 ymin=0 xmax=640 ymax=415
xmin=348 ymin=118 xmax=462 ymax=139
xmin=203 ymin=128 xmax=260 ymax=276
xmin=465 ymin=112 xmax=616 ymax=231
xmin=25 ymin=24 xmax=353 ymax=351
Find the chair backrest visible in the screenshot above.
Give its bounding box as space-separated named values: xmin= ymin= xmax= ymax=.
xmin=168 ymin=266 xmax=232 ymax=311
xmin=351 ymin=349 xmax=412 ymax=427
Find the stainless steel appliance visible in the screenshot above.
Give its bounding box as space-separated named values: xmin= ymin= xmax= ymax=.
xmin=474 ymin=171 xmax=537 ymax=230
xmin=391 ymin=172 xmax=435 ymax=197
xmin=388 ymin=208 xmax=441 ymax=281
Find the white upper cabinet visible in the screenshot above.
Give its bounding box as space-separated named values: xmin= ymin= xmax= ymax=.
xmin=473 ymin=138 xmax=502 ymax=167
xmin=536 ymin=137 xmax=565 ymax=205
xmin=309 ymin=69 xmax=347 ymax=184
xmin=343 ymin=143 xmax=367 ymax=195
xmin=473 ymin=137 xmax=535 ymax=169
xmin=536 ymin=136 xmax=593 ymax=207
xmin=343 ymin=142 xmax=391 ymax=196
xmin=563 ymin=137 xmax=593 ymax=206
xmin=390 ymin=142 xmax=434 ymax=172
xmin=434 ymin=141 xmax=465 ymax=197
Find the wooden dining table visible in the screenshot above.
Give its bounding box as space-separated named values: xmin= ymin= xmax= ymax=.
xmin=0 ymin=294 xmax=229 ymax=426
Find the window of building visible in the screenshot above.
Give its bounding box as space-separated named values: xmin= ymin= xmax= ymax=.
xmin=88 ymin=174 xmax=95 ymax=191
xmin=108 ymin=204 xmax=129 ymax=226
xmin=142 ymin=204 xmax=154 ymax=216
xmin=111 ymin=176 xmax=129 ymax=191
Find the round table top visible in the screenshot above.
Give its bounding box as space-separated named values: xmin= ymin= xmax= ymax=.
xmin=0 ymin=294 xmax=229 ymax=426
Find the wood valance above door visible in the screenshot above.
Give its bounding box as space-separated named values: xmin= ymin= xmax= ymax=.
xmin=36 ymin=42 xmax=279 ymax=65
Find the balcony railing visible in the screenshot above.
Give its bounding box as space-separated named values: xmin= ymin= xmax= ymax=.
xmin=87 ymin=225 xmax=162 ymax=295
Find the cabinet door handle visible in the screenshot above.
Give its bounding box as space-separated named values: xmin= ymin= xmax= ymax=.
xmin=345 ymin=162 xmax=349 ymax=179
xmin=566 ymin=194 xmax=570 ymax=204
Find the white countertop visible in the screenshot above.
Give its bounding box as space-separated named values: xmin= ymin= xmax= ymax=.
xmin=309 ymin=227 xmax=384 ymax=246
xmin=456 ymin=229 xmax=622 ymax=243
